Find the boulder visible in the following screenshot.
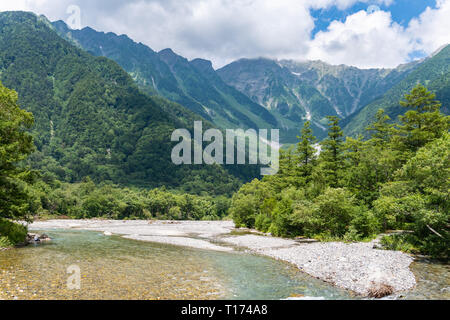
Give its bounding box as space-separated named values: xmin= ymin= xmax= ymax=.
xmin=27 ymin=233 xmax=52 ymax=244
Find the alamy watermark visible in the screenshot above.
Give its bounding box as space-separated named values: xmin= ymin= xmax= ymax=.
xmin=66 ymin=4 xmax=81 ymax=29
xmin=171 ymin=121 xmax=280 ymax=175
xmin=67 ymin=264 xmax=81 ymax=290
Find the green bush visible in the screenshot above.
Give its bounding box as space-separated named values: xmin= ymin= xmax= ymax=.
xmin=303 ymin=188 xmax=361 ymax=238
xmin=380 ymin=234 xmax=420 ymax=254
xmin=229 ymin=179 xmax=274 ymax=228
xmin=0 ymin=218 xmax=28 ymax=247
xmin=0 ymin=236 xmax=13 ymax=248
xmin=268 ymin=197 xmax=294 ymax=237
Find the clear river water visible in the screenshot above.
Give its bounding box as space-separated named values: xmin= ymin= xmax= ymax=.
xmin=0 ymin=230 xmax=448 ymax=300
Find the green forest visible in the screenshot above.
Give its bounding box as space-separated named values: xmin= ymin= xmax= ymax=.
xmin=1 ymin=78 xmax=449 ymax=258
xmin=0 ymin=12 xmax=448 ymax=259
xmin=0 ymin=79 xmax=232 ymax=247
xmin=230 ymin=84 xmax=449 ymax=258
xmin=0 ymin=11 xmax=248 ymax=196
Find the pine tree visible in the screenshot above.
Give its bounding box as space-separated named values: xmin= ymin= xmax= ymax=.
xmin=366 ymin=109 xmax=393 ymax=146
xmin=319 ymin=116 xmax=344 ymax=188
xmin=295 ymin=121 xmax=317 ymax=186
xmin=274 ymin=146 xmax=297 ymax=190
xmin=393 ymin=84 xmax=450 ymax=154
xmin=0 ymin=82 xmax=35 ymax=220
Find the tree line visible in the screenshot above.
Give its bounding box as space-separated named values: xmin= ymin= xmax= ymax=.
xmin=230 ymin=84 xmax=449 ymax=258
xmin=1 ymin=80 xmax=449 ymax=257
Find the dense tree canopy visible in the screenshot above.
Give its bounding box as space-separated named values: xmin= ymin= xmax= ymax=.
xmin=0 ymin=11 xmax=250 ymax=196
xmin=230 ymin=84 xmax=449 ymax=257
xmin=0 ymin=81 xmax=35 ymax=220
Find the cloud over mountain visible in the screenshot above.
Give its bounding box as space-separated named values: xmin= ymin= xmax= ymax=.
xmin=0 ymin=0 xmax=448 ymax=69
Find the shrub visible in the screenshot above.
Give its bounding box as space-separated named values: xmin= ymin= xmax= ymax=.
xmin=0 ymin=218 xmax=28 ymax=247
xmin=348 ymin=208 xmax=380 ymax=239
xmin=380 ymin=234 xmax=420 ymax=254
xmin=268 ymin=197 xmax=294 ymax=237
xmin=306 ymin=188 xmax=360 ymax=238
xmin=230 ymin=179 xmax=274 ymax=228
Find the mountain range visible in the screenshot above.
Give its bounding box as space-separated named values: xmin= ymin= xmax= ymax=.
xmin=52 ymin=21 xmax=278 ymax=133
xmin=0 ymin=11 xmax=243 ymax=194
xmin=52 ymin=19 xmax=449 ymax=143
xmin=0 ymin=11 xmax=448 ymax=195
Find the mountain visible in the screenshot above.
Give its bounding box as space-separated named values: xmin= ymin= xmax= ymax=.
xmin=342 ymin=45 xmax=450 ymax=136
xmin=0 ymin=11 xmax=241 ymax=194
xmin=52 ymin=20 xmax=278 ymax=132
xmin=22 ymin=14 xmax=448 ymax=146
xmin=217 ymin=58 xmax=420 ymax=141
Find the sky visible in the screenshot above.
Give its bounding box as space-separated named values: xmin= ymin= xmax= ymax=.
xmin=0 ymin=0 xmax=448 ymax=69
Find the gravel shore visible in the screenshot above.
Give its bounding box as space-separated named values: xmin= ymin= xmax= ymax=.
xmin=29 ymin=219 xmax=416 ymax=297
xmin=221 ymin=235 xmax=415 ymax=295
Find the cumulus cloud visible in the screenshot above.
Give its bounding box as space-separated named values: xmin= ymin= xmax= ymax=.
xmin=0 ymin=0 xmax=448 ymax=69
xmin=307 ymin=0 xmax=450 ymax=68
xmin=92 ymin=0 xmax=316 ymax=68
xmin=407 ymin=0 xmax=450 ymax=55
xmin=307 ymin=0 xmax=393 ymax=10
xmin=307 ymin=10 xmax=413 ymax=68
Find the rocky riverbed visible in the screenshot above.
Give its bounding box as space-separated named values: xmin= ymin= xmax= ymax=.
xmin=28 ymin=219 xmax=417 ymax=297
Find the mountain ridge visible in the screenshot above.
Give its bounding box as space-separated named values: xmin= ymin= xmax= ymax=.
xmin=0 ymin=11 xmax=243 ymax=194
xmin=342 ymin=44 xmax=450 ymax=136
xmin=52 ymin=19 xmax=279 ymax=133
xmin=49 ymin=15 xmax=450 ymax=142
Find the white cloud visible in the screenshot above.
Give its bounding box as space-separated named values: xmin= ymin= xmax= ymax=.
xmin=307 ymin=0 xmax=393 ymax=10
xmin=0 ymin=0 xmax=38 ymax=11
xmin=307 ymin=10 xmax=413 ymax=68
xmin=0 ymin=0 xmax=448 ymax=69
xmin=306 ymin=0 xmax=450 ymax=69
xmin=0 ymin=0 xmax=67 ymax=21
xmin=407 ymin=0 xmax=450 ymax=54
xmin=96 ymin=0 xmax=315 ymax=68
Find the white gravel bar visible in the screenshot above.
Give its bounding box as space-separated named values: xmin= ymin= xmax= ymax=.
xmin=122 ymin=235 xmax=233 ymax=252
xmin=29 ymin=219 xmax=235 ymax=238
xmin=221 ymin=234 xmax=297 ymax=250
xmin=28 ymin=219 xmax=417 ymax=296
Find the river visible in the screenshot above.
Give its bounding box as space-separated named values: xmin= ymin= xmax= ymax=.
xmin=0 ymin=230 xmax=448 ymax=300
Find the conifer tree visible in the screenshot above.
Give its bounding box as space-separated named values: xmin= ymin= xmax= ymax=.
xmin=319 ymin=116 xmax=344 ymax=188
xmin=366 ymin=109 xmax=393 ymax=146
xmin=393 ymin=84 xmax=450 ymax=154
xmin=295 ymin=121 xmax=317 ymax=186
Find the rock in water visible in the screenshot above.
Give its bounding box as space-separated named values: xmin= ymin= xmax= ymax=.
xmin=27 ymin=233 xmax=52 ymax=244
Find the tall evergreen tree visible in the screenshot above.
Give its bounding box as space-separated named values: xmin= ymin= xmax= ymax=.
xmin=393 ymin=84 xmax=450 ymax=154
xmin=295 ymin=121 xmax=317 ymax=186
xmin=320 ymin=116 xmax=344 ymax=188
xmin=0 ymin=82 xmax=35 ymax=220
xmin=273 ymin=146 xmax=297 ymax=190
xmin=366 ymin=109 xmax=393 ymax=146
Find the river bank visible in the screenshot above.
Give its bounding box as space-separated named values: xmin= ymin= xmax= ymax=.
xmin=27 ymin=219 xmax=419 ymax=297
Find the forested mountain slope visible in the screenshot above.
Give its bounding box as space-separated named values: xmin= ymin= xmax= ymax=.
xmin=0 ymin=11 xmax=241 ymax=194
xmin=342 ymin=45 xmax=450 ymax=136
xmin=52 ymin=20 xmax=278 ymax=132
xmin=217 ymin=58 xmax=420 ymax=141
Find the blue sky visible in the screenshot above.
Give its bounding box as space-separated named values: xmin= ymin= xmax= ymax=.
xmin=310 ymin=0 xmax=440 ymax=62
xmin=0 ymin=0 xmax=449 ymax=69
xmin=311 ymin=0 xmax=437 ymax=35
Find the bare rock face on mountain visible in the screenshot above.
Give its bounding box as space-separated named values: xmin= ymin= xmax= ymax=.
xmin=52 ymin=18 xmax=449 ymax=142
xmin=217 ymin=58 xmax=420 ymax=140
